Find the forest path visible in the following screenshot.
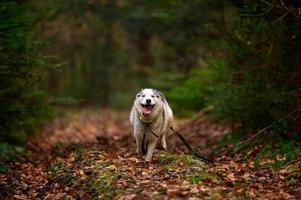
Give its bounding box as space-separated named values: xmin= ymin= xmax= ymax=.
xmin=1 ymin=109 xmax=300 ymax=199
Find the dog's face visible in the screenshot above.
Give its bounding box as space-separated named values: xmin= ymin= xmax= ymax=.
xmin=134 ymin=88 xmax=165 ymax=121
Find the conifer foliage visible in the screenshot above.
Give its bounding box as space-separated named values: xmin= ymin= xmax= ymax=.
xmin=0 ymin=1 xmax=49 ymax=156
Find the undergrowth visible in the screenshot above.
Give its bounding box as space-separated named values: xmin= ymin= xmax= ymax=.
xmin=219 ymin=129 xmax=301 ymax=172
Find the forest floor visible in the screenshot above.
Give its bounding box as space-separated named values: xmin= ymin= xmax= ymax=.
xmin=1 ymin=109 xmax=301 ymax=200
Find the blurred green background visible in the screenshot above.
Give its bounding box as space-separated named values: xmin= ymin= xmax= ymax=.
xmin=1 ymin=0 xmax=301 ymax=159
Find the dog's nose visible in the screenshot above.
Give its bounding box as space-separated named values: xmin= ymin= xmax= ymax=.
xmin=146 ymin=99 xmax=151 ymax=104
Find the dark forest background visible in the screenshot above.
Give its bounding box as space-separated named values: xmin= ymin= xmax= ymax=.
xmin=1 ymin=0 xmax=301 ymax=160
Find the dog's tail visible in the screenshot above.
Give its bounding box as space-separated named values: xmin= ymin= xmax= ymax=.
xmin=169 ymin=126 xmax=212 ymax=164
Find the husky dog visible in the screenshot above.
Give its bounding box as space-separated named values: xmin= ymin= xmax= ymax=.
xmin=130 ymin=88 xmax=173 ymax=162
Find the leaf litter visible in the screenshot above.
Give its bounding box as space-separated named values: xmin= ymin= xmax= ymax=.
xmin=1 ymin=109 xmax=301 ymax=199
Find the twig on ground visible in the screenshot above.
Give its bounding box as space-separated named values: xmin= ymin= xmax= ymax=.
xmin=231 ymin=109 xmax=301 ymax=150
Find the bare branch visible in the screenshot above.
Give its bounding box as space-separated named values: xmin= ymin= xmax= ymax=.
xmin=280 ymin=0 xmax=300 ymax=18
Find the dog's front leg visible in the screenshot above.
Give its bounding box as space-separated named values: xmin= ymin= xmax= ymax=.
xmin=134 ymin=125 xmax=144 ymax=155
xmin=134 ymin=131 xmax=143 ymax=155
xmin=145 ymin=138 xmax=158 ymax=162
xmin=160 ymin=133 xmax=167 ymax=150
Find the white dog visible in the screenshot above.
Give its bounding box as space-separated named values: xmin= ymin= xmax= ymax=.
xmin=130 ymin=88 xmax=173 ymax=162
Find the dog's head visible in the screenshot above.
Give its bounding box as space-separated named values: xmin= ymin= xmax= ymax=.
xmin=134 ymin=88 xmax=165 ymax=122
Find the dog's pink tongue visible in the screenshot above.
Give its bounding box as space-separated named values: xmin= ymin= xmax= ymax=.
xmin=142 ymin=106 xmax=151 ymax=116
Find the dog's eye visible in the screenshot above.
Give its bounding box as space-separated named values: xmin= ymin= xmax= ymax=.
xmin=151 ymin=95 xmax=155 ymax=98
xmin=137 ymin=95 xmax=140 ymax=97
xmin=156 ymin=96 xmax=159 ymax=98
xmin=142 ymin=95 xmax=145 ymax=97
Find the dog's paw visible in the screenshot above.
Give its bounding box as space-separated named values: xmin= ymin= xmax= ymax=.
xmin=157 ymin=145 xmax=167 ymax=151
xmin=144 ymin=159 xmax=151 ymax=164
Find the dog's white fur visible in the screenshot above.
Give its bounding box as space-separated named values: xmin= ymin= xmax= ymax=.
xmin=130 ymin=88 xmax=173 ymax=162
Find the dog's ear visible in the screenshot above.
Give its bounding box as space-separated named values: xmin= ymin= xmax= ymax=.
xmin=153 ymin=89 xmax=166 ymax=102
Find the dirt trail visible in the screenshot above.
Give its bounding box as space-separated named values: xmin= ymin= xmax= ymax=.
xmin=1 ymin=109 xmax=300 ymax=199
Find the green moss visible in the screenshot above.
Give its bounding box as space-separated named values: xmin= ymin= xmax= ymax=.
xmin=88 ymin=161 xmax=127 ymax=200
xmin=48 ymin=161 xmax=73 ymax=184
xmin=187 ymin=173 xmax=218 ymax=184
xmin=158 ymin=153 xmax=177 ymax=164
xmin=158 ymin=153 xmax=221 ymax=184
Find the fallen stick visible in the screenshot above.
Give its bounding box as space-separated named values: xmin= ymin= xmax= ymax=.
xmin=231 ymin=109 xmax=301 ymax=150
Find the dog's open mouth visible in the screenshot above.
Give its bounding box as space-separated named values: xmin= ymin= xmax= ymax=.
xmin=141 ymin=104 xmax=154 ymax=117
